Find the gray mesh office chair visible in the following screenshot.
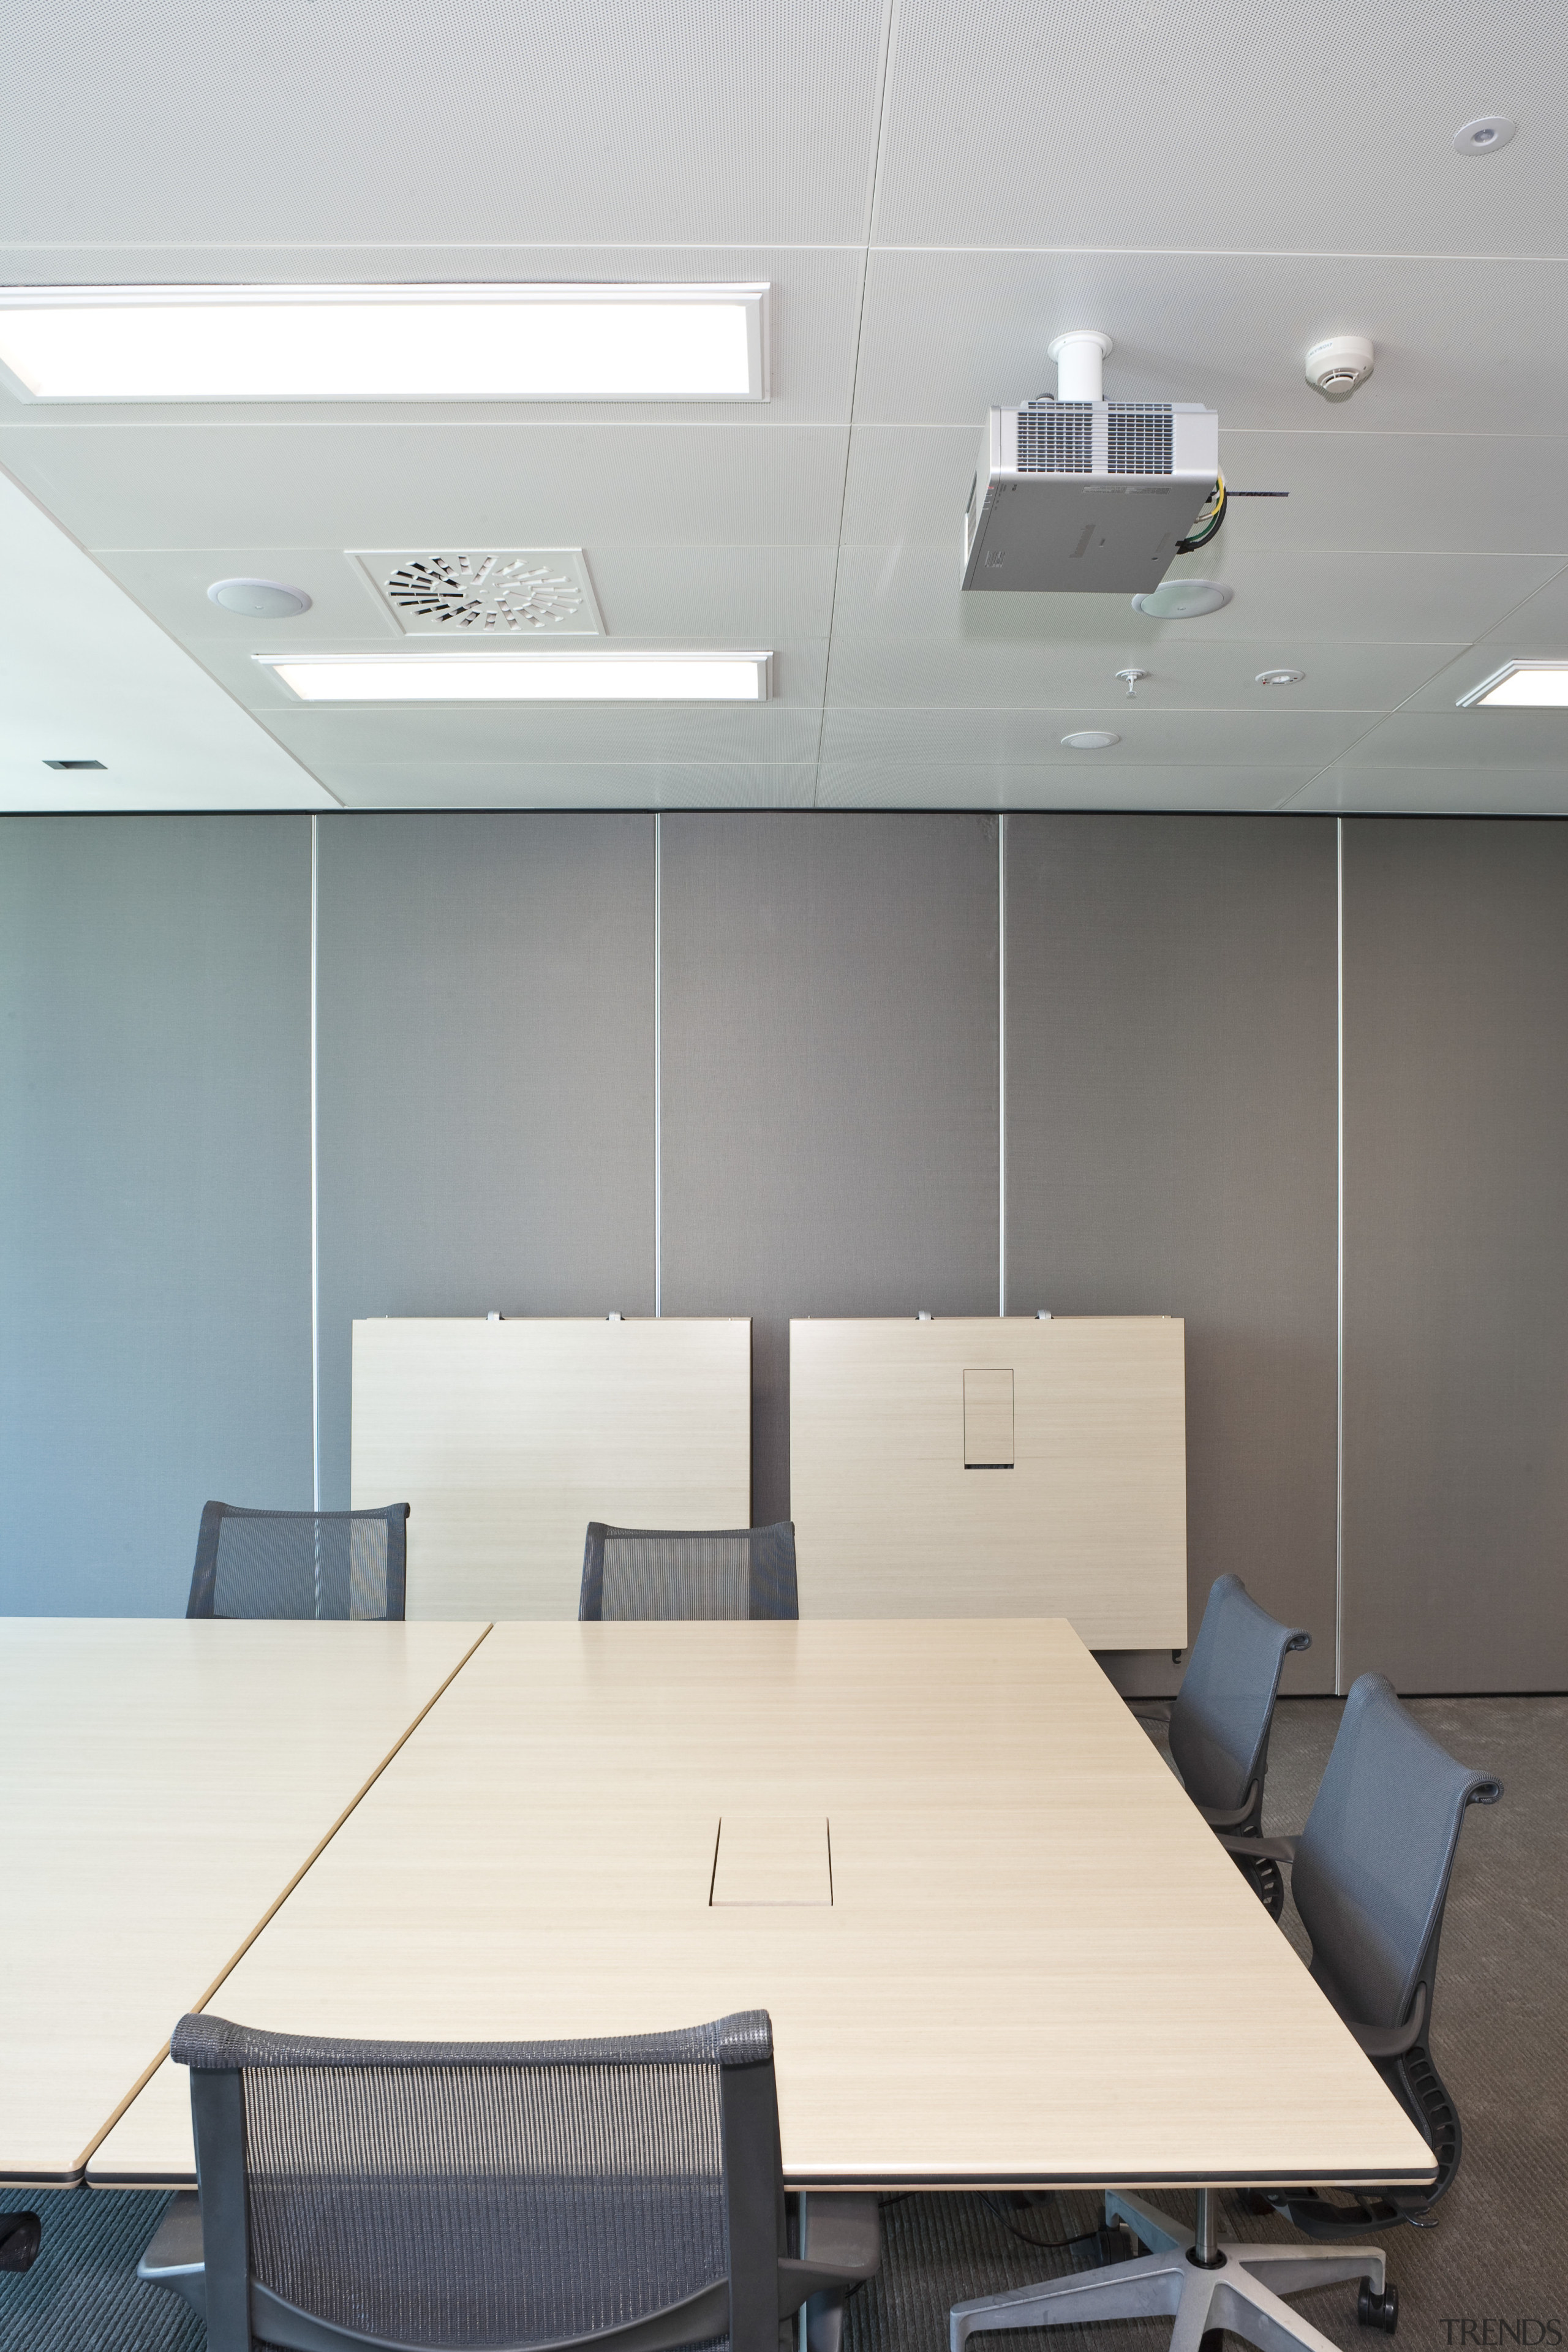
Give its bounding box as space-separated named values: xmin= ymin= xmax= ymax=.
xmin=1141 ymin=1574 xmax=1310 ymax=1915
xmin=1229 ymin=1670 xmax=1502 ymax=2245
xmin=186 ymin=1501 xmax=409 ymax=1621
xmin=951 ymin=1675 xmax=1501 ymax=2352
xmin=139 ymin=2008 xmax=878 ymax=2352
xmin=579 ymin=1523 xmax=798 ymax=1621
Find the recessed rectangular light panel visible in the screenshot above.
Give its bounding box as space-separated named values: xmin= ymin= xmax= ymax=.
xmin=0 ymin=284 xmax=769 ymax=402
xmin=1458 ymin=661 xmax=1568 ymax=707
xmin=258 ymin=653 xmax=772 ymax=703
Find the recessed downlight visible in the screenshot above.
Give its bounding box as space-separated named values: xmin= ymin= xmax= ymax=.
xmin=208 ymin=578 xmax=312 ymax=619
xmin=1061 ymin=729 xmax=1120 ymax=750
xmin=1458 ymin=661 xmax=1568 ymax=708
xmin=1256 ymin=669 xmax=1305 ymax=687
xmin=1131 ymin=579 xmax=1232 ymax=619
xmin=1453 ymin=117 xmax=1515 ymax=153
xmin=0 ymin=284 xmax=771 ymax=402
xmin=255 ymin=651 xmax=772 ymax=703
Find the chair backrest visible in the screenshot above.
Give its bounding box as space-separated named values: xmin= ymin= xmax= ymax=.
xmin=173 ymin=2007 xmax=786 ymax=2352
xmin=187 ymin=1502 xmax=409 ymax=1621
xmin=579 ymin=1523 xmax=798 ymax=1621
xmin=1292 ymin=1673 xmax=1502 ymax=2034
xmin=1167 ymin=1574 xmax=1311 ymax=1821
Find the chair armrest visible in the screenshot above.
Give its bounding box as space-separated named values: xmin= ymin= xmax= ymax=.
xmin=799 ymin=2192 xmax=881 ymax=2281
xmin=136 ymin=2190 xmax=205 ymax=2317
xmin=1217 ymin=1832 xmax=1297 ymax=1864
xmin=1197 ymin=1783 xmax=1262 ymax=1831
xmin=1345 ymin=1983 xmax=1427 ymax=2060
xmin=778 ymin=2193 xmax=882 ymax=2312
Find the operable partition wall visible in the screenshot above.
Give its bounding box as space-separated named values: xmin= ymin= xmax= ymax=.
xmin=2 ymin=809 xmax=1565 ymax=1694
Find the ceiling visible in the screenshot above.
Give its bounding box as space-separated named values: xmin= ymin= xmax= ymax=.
xmin=2 ymin=0 xmax=1566 ymax=814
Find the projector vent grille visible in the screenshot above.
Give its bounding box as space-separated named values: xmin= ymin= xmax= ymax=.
xmin=1016 ymin=401 xmax=1093 ymax=472
xmin=1107 ymin=404 xmax=1174 ymax=474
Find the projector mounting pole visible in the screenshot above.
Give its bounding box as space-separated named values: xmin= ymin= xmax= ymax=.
xmin=1047 ymin=329 xmax=1114 ymax=402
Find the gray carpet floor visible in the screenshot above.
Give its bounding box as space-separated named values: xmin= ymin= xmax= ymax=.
xmin=4 ymin=1695 xmax=1562 ymax=2352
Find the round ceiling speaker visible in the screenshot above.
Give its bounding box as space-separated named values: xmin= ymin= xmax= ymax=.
xmin=1130 ymin=579 xmax=1232 ymax=619
xmin=1060 ymin=729 xmax=1120 ymax=750
xmin=207 ymin=578 xmax=312 ymax=619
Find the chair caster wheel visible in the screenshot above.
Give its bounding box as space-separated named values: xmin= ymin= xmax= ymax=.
xmin=0 ymin=2212 xmax=42 ymax=2273
xmin=1243 ymin=2192 xmax=1276 ymax=2217
xmin=1359 ymin=2282 xmax=1399 ymax=2333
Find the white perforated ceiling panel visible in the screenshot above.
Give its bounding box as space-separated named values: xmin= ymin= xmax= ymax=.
xmin=2 ymin=0 xmax=1566 ymax=811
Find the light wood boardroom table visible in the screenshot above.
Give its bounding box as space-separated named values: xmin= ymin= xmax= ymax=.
xmin=1 ymin=1618 xmax=488 ymax=2187
xmin=88 ymin=1618 xmax=1435 ymax=2200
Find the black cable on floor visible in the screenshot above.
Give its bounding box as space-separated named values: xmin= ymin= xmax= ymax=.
xmin=978 ymin=2193 xmax=1102 ymax=2253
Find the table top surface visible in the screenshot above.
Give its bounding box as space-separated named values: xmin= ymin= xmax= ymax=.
xmin=0 ymin=1616 xmax=488 ymax=2184
xmin=89 ymin=1617 xmax=1436 ymax=2193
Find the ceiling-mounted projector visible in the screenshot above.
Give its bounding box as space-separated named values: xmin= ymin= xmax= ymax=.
xmin=962 ymin=330 xmax=1219 ymax=594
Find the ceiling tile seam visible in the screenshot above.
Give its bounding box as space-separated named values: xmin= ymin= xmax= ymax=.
xmin=1458 ymin=551 xmax=1568 ymax=636
xmin=0 ymin=242 xmax=873 ymax=255
xmin=0 ymin=454 xmax=345 ymax=807
xmin=1286 ymin=551 xmax=1568 ymax=783
xmin=860 ymin=244 xmax=1568 ymax=265
xmin=832 ymin=423 xmax=1568 ymax=446
xmin=817 ymin=700 xmax=1464 ymax=712
xmin=796 ymin=0 xmax=900 ymax=804
xmin=0 ymin=420 xmax=862 ymax=433
xmin=809 ymin=280 xmax=889 ymax=800
xmin=9 ymin=242 xmax=1568 ymax=264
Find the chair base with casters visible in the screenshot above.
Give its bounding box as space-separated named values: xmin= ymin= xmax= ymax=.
xmin=1244 ymin=2034 xmax=1460 ymax=2245
xmin=950 ymin=2186 xmax=1396 ymax=2352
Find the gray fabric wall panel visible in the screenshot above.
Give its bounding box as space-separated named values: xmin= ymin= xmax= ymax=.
xmin=0 ymin=815 xmax=312 ymax=1613
xmin=315 ymin=815 xmax=655 ymax=1510
xmin=1341 ymin=818 xmax=1568 ymax=1694
xmin=1005 ymin=816 xmax=1338 ymax=1694
xmin=660 ymin=813 xmax=1000 ymax=1523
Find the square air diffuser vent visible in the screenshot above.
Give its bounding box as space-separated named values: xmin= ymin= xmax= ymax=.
xmin=350 ymin=549 xmax=604 ymax=636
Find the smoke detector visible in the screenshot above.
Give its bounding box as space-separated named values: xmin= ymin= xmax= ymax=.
xmin=350 ymin=549 xmax=604 ymax=636
xmin=1305 ymin=336 xmax=1374 ymax=401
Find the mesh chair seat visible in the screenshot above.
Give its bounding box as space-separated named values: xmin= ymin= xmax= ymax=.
xmin=142 ymin=2008 xmax=878 ymax=2352
xmin=579 ymin=1524 xmax=797 ymax=1622
xmin=187 ymin=1501 xmax=409 ymax=1621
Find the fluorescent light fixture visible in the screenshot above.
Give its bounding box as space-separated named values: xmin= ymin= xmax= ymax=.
xmin=0 ymin=284 xmax=769 ymax=402
xmin=1458 ymin=660 xmax=1568 ymax=708
xmin=257 ymin=652 xmax=772 ymax=703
